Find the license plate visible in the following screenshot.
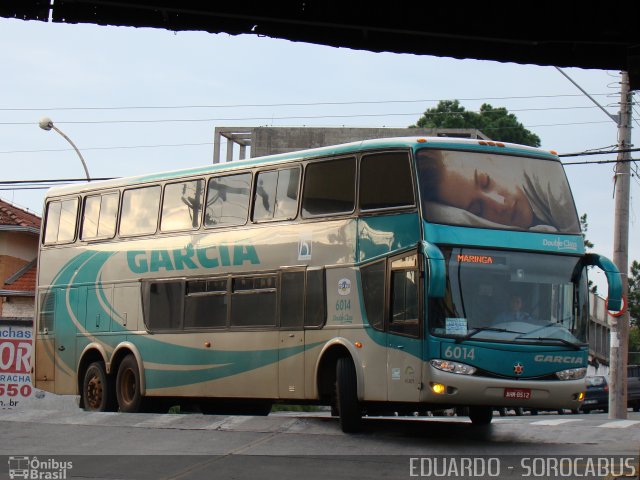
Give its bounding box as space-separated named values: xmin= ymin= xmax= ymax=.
xmin=504 ymin=388 xmax=532 ymax=400
xmin=583 ymin=399 xmax=597 ymax=405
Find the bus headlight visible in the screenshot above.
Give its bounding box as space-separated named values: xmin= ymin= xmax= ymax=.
xmin=430 ymin=359 xmax=476 ymax=375
xmin=555 ymin=367 xmax=587 ymax=381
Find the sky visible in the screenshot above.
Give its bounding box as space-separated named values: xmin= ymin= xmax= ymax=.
xmin=0 ymin=17 xmax=637 ymax=291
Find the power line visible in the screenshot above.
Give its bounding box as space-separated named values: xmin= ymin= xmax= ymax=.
xmin=0 ymin=178 xmax=114 ymax=185
xmin=559 ymin=148 xmax=640 ymax=158
xmin=0 ymin=93 xmax=614 ymax=112
xmin=0 ymin=142 xmax=211 ymax=155
xmin=562 ymin=158 xmax=640 ymax=166
xmin=2 ymin=159 xmax=637 ymax=191
xmin=0 ymin=121 xmax=617 ymax=157
xmin=0 ymin=177 xmax=114 ymax=191
xmin=0 ymin=105 xmax=613 ymax=127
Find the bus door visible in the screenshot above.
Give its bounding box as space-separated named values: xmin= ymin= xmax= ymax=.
xmin=386 ymin=252 xmax=422 ymax=403
xmin=278 ymin=270 xmax=306 ymax=399
xmin=56 ymin=287 xmax=85 ymax=393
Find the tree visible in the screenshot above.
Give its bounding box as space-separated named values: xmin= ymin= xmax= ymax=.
xmin=580 ymin=213 xmax=594 ymax=250
xmin=410 ymin=100 xmax=541 ymax=147
xmin=629 ymin=325 xmax=640 ymax=365
xmin=580 ymin=213 xmax=597 ymax=293
xmin=629 ymin=260 xmax=640 ymax=328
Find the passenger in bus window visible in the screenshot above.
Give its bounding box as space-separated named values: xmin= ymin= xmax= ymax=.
xmin=416 ymin=150 xmax=580 ymax=233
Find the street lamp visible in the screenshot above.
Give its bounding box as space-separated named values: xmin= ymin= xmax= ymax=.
xmin=39 ymin=117 xmax=91 ymax=181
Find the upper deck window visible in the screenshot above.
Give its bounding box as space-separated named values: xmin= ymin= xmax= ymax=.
xmin=416 ymin=149 xmax=580 ymax=233
xmin=360 ymin=152 xmax=415 ymax=210
xmin=205 ymin=173 xmax=251 ymax=228
xmin=161 ymin=179 xmax=204 ymax=232
xmin=44 ymin=198 xmax=79 ymax=245
xmin=120 ymin=186 xmax=161 ymax=237
xmin=81 ymin=192 xmax=118 ymax=240
xmin=252 ymin=167 xmax=300 ymax=222
xmin=302 ymin=157 xmax=356 ymax=217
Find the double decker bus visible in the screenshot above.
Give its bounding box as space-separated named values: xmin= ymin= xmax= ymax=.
xmin=34 ymin=137 xmax=622 ymax=432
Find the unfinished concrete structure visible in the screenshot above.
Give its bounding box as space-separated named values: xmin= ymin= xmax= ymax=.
xmin=212 ymin=126 xmax=490 ymax=163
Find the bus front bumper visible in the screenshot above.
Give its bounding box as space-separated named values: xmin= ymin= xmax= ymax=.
xmin=422 ymin=365 xmax=586 ymax=410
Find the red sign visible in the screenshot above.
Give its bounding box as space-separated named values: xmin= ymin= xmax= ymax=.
xmin=0 ymin=339 xmax=31 ymax=374
xmin=0 ymin=325 xmax=33 ymax=408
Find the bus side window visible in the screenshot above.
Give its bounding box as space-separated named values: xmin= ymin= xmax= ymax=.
xmin=44 ymin=198 xmax=79 ymax=245
xmin=38 ymin=291 xmax=56 ymax=332
xmin=161 ymin=179 xmax=205 ymax=232
xmin=81 ymin=192 xmax=118 ymax=240
xmin=231 ymin=275 xmax=277 ymax=327
xmin=360 ymin=260 xmax=385 ymax=331
xmin=304 ymin=268 xmax=326 ymax=327
xmin=144 ymin=281 xmax=184 ymax=330
xmin=252 ymin=167 xmax=300 ymax=222
xmin=184 ymin=278 xmax=228 ymax=329
xmin=389 ymin=253 xmax=420 ymax=338
xmin=302 ymin=157 xmax=356 ymax=217
xmin=120 ymin=186 xmax=161 ymax=237
xmin=205 ymin=173 xmax=251 ymax=228
xmin=280 ymin=270 xmax=304 ymax=329
xmin=360 ymin=152 xmax=415 ymax=211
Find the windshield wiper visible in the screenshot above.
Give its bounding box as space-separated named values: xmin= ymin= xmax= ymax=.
xmin=516 ymin=336 xmax=583 ymax=350
xmin=455 ymin=326 xmax=523 ymax=343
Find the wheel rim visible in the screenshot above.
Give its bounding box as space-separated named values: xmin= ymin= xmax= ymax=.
xmin=120 ymin=368 xmax=136 ymax=406
xmin=86 ymin=371 xmax=103 ymax=410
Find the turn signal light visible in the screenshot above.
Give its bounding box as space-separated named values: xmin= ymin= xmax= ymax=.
xmin=431 ymin=383 xmax=446 ymax=395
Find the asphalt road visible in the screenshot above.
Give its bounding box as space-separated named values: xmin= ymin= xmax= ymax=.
xmin=0 ymin=393 xmax=638 ymax=479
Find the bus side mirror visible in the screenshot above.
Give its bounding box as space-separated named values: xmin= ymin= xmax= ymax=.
xmin=421 ymin=241 xmax=446 ymax=298
xmin=582 ymin=253 xmax=623 ymax=311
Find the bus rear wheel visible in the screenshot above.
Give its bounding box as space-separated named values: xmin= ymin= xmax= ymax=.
xmin=336 ymin=357 xmax=361 ymax=433
xmin=469 ymin=406 xmax=493 ymax=425
xmin=82 ymin=361 xmax=115 ymax=411
xmin=116 ymin=355 xmax=143 ymax=413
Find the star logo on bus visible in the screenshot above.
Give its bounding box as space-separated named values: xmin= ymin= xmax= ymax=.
xmin=513 ymin=363 xmax=524 ymax=375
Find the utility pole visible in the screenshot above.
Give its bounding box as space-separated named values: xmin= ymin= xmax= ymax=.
xmin=609 ymin=71 xmax=632 ymax=419
xmin=555 ymin=67 xmax=633 ymax=418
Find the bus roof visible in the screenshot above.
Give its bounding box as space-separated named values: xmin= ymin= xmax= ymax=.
xmin=45 ymin=136 xmax=559 ymax=198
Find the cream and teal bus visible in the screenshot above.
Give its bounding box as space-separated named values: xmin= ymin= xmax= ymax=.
xmin=34 ymin=137 xmax=622 ymax=432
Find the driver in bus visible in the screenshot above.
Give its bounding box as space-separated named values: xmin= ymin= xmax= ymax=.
xmin=496 ymin=294 xmax=532 ymax=324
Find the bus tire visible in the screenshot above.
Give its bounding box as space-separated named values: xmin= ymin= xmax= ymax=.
xmin=82 ymin=361 xmax=115 ymax=412
xmin=116 ymin=355 xmax=143 ymax=413
xmin=469 ymin=406 xmax=493 ymax=425
xmin=336 ymin=357 xmax=361 ymax=433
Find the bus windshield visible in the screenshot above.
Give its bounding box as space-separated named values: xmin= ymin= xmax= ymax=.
xmin=429 ymin=248 xmax=589 ymax=345
xmin=416 ymin=148 xmax=580 ymax=233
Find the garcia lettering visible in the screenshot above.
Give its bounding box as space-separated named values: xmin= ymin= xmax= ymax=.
xmin=127 ymin=243 xmax=259 ymax=273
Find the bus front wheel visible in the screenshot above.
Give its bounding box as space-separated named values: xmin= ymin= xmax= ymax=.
xmin=336 ymin=357 xmax=362 ymax=433
xmin=116 ymin=355 xmax=143 ymax=413
xmin=82 ymin=361 xmax=115 ymax=411
xmin=469 ymin=406 xmax=493 ymax=426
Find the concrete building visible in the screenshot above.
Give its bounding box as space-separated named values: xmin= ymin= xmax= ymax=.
xmin=588 ymin=292 xmax=612 ymax=376
xmin=213 ymin=126 xmax=490 ymax=163
xmin=0 ymin=199 xmax=41 ymax=322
